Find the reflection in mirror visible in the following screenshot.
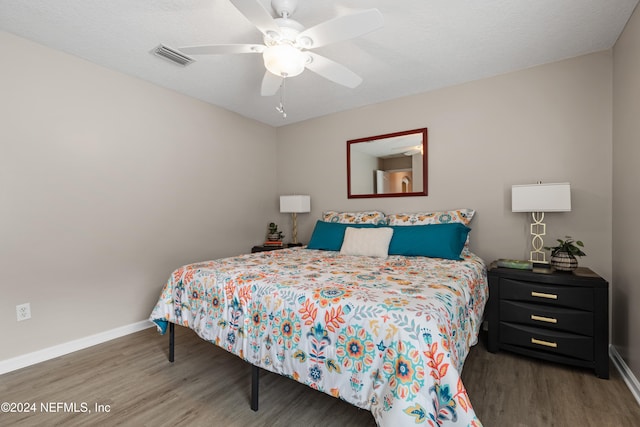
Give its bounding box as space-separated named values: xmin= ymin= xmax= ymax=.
xmin=347 ymin=128 xmax=428 ymax=198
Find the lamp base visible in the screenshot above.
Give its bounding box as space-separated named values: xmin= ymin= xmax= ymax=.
xmin=529 ymin=256 xmax=549 ymax=266
xmin=528 ymin=212 xmax=547 ymax=264
xmin=291 ymin=212 xmax=298 ymax=245
xmin=531 ymin=261 xmax=551 ymax=272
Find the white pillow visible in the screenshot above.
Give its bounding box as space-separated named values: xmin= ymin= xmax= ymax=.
xmin=340 ymin=227 xmax=394 ymax=258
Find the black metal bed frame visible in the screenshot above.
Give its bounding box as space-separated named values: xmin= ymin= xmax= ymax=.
xmin=168 ymin=323 xmax=261 ymax=411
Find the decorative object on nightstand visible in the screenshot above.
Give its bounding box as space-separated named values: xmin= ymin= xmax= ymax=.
xmin=495 ymin=259 xmax=533 ymax=270
xmin=279 ymin=195 xmax=311 ymax=245
xmin=266 ymin=222 xmax=284 ymax=241
xmin=487 ymin=262 xmax=609 ymax=378
xmin=512 ymin=182 xmax=571 ymax=265
xmin=264 ymin=222 xmax=284 ymax=247
xmin=545 ymin=236 xmax=585 ymax=272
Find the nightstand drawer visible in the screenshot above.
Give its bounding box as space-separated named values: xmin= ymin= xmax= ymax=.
xmin=501 ymin=278 xmax=593 ymax=310
xmin=500 ymin=322 xmax=594 ymax=361
xmin=500 ymin=300 xmax=594 ymax=335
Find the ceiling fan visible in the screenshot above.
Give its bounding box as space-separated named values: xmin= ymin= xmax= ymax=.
xmin=178 ymin=0 xmax=384 ymax=96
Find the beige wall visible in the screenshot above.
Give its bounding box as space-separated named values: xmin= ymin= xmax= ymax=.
xmin=277 ymin=52 xmax=613 ymax=284
xmin=613 ymin=5 xmax=640 ymax=381
xmin=1 ymin=28 xmax=624 ymax=378
xmin=0 ymin=32 xmax=278 ymax=360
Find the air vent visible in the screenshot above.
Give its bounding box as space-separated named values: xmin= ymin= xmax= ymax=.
xmin=152 ymin=44 xmax=194 ymax=66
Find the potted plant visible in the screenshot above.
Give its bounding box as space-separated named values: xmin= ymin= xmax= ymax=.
xmin=267 ymin=222 xmax=284 ymax=241
xmin=545 ymin=236 xmax=586 ymax=271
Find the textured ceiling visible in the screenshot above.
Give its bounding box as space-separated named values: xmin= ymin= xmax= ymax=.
xmin=1 ymin=0 xmax=637 ymax=127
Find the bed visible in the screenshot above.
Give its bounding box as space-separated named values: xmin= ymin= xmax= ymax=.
xmin=149 ymin=209 xmax=487 ymax=427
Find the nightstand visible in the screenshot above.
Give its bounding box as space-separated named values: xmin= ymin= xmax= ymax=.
xmin=251 ymin=243 xmax=302 ymax=253
xmin=487 ymin=263 xmax=609 ymax=378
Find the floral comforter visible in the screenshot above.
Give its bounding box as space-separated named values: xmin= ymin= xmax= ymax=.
xmin=149 ymin=248 xmax=487 ymax=427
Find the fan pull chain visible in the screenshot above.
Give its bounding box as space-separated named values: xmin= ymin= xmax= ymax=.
xmin=276 ymin=76 xmax=287 ymax=119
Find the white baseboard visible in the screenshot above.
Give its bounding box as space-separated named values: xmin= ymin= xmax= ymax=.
xmin=0 ymin=320 xmax=155 ymax=375
xmin=610 ymin=344 xmax=640 ymax=406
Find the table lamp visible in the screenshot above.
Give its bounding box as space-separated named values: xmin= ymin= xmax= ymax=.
xmin=279 ymin=195 xmax=311 ymax=245
xmin=512 ymin=182 xmax=571 ymax=264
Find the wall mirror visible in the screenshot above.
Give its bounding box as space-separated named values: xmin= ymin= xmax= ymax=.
xmin=347 ymin=128 xmax=428 ymax=198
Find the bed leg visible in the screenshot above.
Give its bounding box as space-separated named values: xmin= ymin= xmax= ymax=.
xmin=169 ymin=322 xmax=175 ymax=363
xmin=251 ymin=365 xmax=260 ymax=411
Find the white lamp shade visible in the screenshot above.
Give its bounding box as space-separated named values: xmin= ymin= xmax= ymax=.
xmin=263 ymin=44 xmax=305 ymax=77
xmin=280 ymin=195 xmax=311 ymax=213
xmin=512 ymin=182 xmax=571 ymax=212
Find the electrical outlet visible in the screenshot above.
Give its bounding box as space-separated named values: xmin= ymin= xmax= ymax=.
xmin=16 ymin=303 xmax=31 ymax=321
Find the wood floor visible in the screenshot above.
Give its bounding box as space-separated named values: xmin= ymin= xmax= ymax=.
xmin=1 ymin=326 xmax=638 ymax=426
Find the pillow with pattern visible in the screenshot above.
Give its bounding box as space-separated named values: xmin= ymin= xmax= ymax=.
xmin=322 ymin=210 xmax=387 ymax=225
xmin=386 ymin=208 xmax=475 ymax=226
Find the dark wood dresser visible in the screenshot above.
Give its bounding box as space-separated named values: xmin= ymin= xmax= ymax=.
xmin=487 ymin=263 xmax=609 ymax=378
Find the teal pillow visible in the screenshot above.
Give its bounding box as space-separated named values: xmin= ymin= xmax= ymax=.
xmin=307 ymin=221 xmax=377 ymax=251
xmin=388 ymin=223 xmax=470 ymax=260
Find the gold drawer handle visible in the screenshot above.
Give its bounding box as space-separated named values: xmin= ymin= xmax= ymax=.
xmin=531 ymin=291 xmax=558 ymax=300
xmin=531 ymin=314 xmax=558 ymax=324
xmin=531 ymin=338 xmax=557 ymax=348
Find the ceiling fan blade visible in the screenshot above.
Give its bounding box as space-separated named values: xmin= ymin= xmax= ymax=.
xmin=297 ymin=9 xmax=383 ymax=49
xmin=179 ymin=44 xmax=264 ymax=55
xmin=230 ymin=0 xmax=281 ymax=36
xmin=305 ymin=52 xmax=362 ymax=88
xmin=261 ymin=71 xmax=283 ymax=96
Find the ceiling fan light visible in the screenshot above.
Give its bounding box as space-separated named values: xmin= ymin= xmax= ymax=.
xmin=263 ymin=44 xmax=305 ymax=77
